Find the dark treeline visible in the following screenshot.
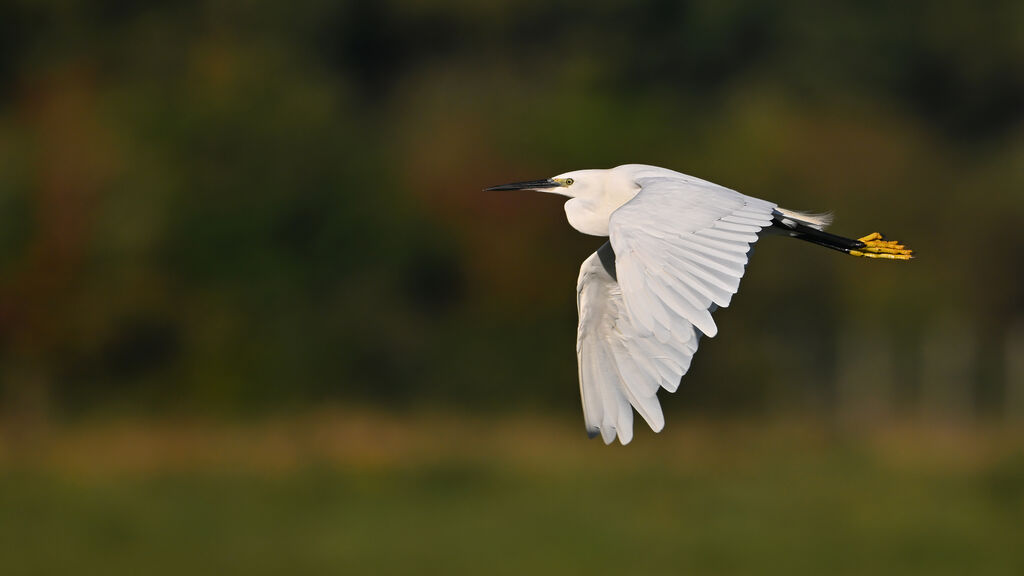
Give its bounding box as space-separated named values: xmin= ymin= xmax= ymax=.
xmin=0 ymin=0 xmax=1021 ymax=421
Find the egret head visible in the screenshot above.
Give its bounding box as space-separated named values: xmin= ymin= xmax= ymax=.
xmin=485 ymin=167 xmax=640 ymax=235
xmin=483 ymin=170 xmax=597 ymax=198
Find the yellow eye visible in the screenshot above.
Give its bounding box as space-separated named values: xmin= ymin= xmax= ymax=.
xmin=565 ymin=178 xmax=574 ymax=186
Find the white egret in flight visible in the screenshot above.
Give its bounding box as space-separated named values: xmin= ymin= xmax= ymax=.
xmin=485 ymin=164 xmax=912 ymax=445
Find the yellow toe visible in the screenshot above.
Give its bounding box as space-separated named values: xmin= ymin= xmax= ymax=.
xmin=851 ymin=232 xmax=914 ymax=261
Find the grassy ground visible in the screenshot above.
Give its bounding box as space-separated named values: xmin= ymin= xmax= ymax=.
xmin=2 ymin=410 xmax=1023 ymax=576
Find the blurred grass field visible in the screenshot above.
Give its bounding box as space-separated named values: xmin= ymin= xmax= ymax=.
xmin=2 ymin=409 xmax=1023 ymax=576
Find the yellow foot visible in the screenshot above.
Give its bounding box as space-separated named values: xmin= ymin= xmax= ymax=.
xmin=850 ymin=232 xmax=914 ymax=260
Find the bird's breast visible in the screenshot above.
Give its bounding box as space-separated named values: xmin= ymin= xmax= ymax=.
xmin=564 ymin=197 xmax=612 ymax=236
xmin=563 ymin=184 xmax=640 ymax=237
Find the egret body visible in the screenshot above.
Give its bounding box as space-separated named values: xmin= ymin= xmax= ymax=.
xmin=486 ymin=164 xmax=912 ymax=445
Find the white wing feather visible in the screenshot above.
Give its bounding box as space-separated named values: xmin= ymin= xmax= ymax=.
xmin=576 ymin=171 xmax=776 ymax=444
xmin=610 ymin=175 xmax=776 ymax=340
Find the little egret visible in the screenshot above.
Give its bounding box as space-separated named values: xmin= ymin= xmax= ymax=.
xmin=485 ymin=164 xmax=912 ymax=445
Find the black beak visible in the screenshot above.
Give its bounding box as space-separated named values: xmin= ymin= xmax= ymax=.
xmin=483 ymin=178 xmax=560 ymax=192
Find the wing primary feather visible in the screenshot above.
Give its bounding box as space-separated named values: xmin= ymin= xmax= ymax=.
xmin=677 ymin=233 xmax=754 ymax=256
xmin=721 ymin=214 xmax=771 ymax=226
xmin=696 ymin=227 xmax=759 ymax=243
xmin=713 ymin=220 xmax=761 ymax=233
xmin=663 ymin=252 xmax=739 ymax=300
xmin=610 ymin=345 xmax=664 ymax=433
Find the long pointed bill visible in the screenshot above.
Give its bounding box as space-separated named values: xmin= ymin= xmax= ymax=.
xmin=483 ymin=178 xmax=560 ymax=192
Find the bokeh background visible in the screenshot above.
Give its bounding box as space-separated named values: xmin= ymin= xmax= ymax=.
xmin=1 ymin=1 xmax=1023 ymax=574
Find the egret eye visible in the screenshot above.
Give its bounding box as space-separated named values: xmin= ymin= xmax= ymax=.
xmin=565 ymin=178 xmax=574 ymax=186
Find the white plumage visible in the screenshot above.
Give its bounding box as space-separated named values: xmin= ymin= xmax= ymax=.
xmin=575 ymin=166 xmax=776 ymax=444
xmin=485 ymin=163 xmax=912 ymax=444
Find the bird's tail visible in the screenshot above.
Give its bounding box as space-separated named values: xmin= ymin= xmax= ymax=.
xmin=774 ymin=207 xmax=834 ymax=230
xmin=772 ymin=209 xmax=913 ymax=260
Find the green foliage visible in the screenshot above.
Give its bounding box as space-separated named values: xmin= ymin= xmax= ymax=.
xmin=0 ymin=0 xmax=1021 ymax=416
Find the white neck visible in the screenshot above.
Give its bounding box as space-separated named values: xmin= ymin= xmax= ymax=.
xmin=562 ymin=171 xmax=640 ymax=237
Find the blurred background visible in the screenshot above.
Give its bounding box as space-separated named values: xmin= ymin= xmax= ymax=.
xmin=1 ymin=0 xmax=1023 ymax=574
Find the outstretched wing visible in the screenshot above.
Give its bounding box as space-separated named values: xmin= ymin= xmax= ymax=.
xmin=577 ymin=241 xmax=679 ymax=444
xmin=577 ymin=242 xmax=704 ymax=445
xmin=609 ymin=175 xmax=776 ymax=340
xmin=576 ymin=175 xmax=776 ymax=444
